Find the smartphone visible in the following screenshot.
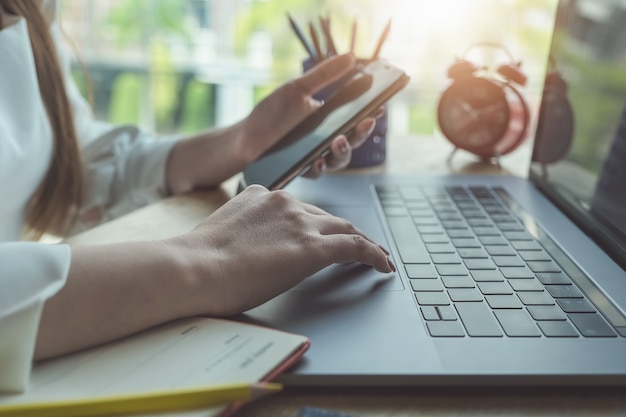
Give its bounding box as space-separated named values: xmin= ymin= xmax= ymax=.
xmin=240 ymin=60 xmax=410 ymax=191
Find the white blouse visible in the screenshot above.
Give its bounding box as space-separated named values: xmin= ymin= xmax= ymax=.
xmin=0 ymin=13 xmax=178 ymax=391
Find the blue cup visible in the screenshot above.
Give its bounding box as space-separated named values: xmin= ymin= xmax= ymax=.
xmin=302 ymin=57 xmax=387 ymax=168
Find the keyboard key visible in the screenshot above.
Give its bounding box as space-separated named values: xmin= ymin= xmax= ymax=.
xmin=500 ymin=266 xmax=534 ymax=279
xmin=426 ymin=243 xmax=456 ymax=253
xmin=479 ymin=236 xmax=509 ymax=245
xmin=493 ymin=256 xmax=525 ymax=267
xmin=471 ymin=269 xmax=505 ymax=282
xmin=430 ymin=253 xmax=462 ymax=264
xmin=411 ymin=208 xmax=435 ymax=218
xmin=386 ymin=217 xmax=431 ymax=264
xmin=545 ymin=285 xmax=584 ymax=299
xmin=442 ymin=276 xmax=476 ymax=288
xmin=527 ymin=305 xmax=567 ymax=321
xmin=519 ymin=250 xmax=551 ymax=261
xmin=407 ymin=202 xmax=430 ymax=210
xmin=417 ymin=225 xmax=445 ymax=234
xmin=508 ymin=278 xmax=544 ymax=292
xmin=441 ymin=221 xmax=467 ymax=229
xmin=405 ymin=264 xmax=438 ymax=279
xmin=568 ymin=313 xmax=617 ymax=337
xmin=557 ymin=298 xmax=596 ymax=313
xmin=415 ymin=291 xmax=450 ymax=306
xmin=452 ymin=238 xmax=481 ymax=248
xmin=426 ymin=320 xmax=465 ymax=337
xmin=436 ymin=264 xmax=468 ymax=276
xmin=448 ymin=288 xmax=483 ymax=302
xmin=536 ymin=272 xmax=572 ymax=285
xmin=383 ymin=206 xmax=410 ymax=216
xmin=414 ymin=217 xmax=439 ymax=226
xmin=467 ymin=219 xmax=493 ymax=227
xmin=494 ymin=310 xmax=541 ymax=337
xmin=478 ymin=282 xmax=513 ymax=295
xmin=485 ymin=245 xmax=516 ymax=256
xmin=422 ymin=234 xmax=449 ymax=243
xmin=486 ymin=295 xmax=523 ymax=309
xmin=497 ymin=223 xmax=525 ymax=231
xmin=447 ymin=229 xmax=474 ymax=238
xmin=538 ymin=321 xmax=579 ymax=337
xmin=518 ymin=291 xmax=555 ymax=306
xmin=511 ymin=241 xmax=542 ymax=251
xmin=528 ymin=261 xmax=561 ymax=273
xmin=438 ymin=213 xmax=463 ymax=221
xmin=458 ymin=248 xmax=489 ymax=258
xmin=460 ymin=209 xmax=484 ymax=218
xmin=503 ymin=231 xmax=534 ymax=241
xmin=463 ymin=259 xmax=497 ymax=270
xmin=455 ymin=302 xmax=503 ymax=337
xmin=421 ymin=306 xmax=439 ymax=320
xmin=472 ymin=226 xmax=500 ymax=236
xmin=437 ymin=306 xmax=458 ymax=320
xmin=411 ymin=280 xmax=444 ymax=292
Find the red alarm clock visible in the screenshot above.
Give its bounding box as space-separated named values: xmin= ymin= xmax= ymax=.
xmin=437 ymin=42 xmax=531 ymax=160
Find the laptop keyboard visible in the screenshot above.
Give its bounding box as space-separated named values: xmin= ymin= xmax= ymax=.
xmin=376 ymin=185 xmax=622 ymax=338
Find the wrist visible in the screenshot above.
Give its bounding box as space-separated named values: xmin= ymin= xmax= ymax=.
xmin=161 ymin=235 xmax=226 ymax=317
xmin=166 ymin=123 xmax=250 ymax=194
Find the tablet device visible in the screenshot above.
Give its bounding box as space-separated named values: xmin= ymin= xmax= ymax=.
xmin=240 ymin=60 xmax=410 ymax=191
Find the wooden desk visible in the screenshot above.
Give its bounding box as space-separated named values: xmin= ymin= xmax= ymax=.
xmin=66 ymin=135 xmax=626 ymax=417
xmin=66 ymin=135 xmax=530 ymax=246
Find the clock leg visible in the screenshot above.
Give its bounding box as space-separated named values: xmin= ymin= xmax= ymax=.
xmin=446 ymin=147 xmax=459 ymax=164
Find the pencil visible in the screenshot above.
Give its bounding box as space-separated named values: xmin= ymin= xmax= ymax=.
xmin=350 ymin=18 xmax=357 ymax=54
xmin=319 ymin=15 xmax=337 ymax=56
xmin=0 ymin=382 xmax=282 ymax=417
xmin=370 ymin=19 xmax=391 ymax=61
xmin=308 ymin=21 xmax=323 ymax=62
xmin=286 ymin=12 xmax=316 ymax=60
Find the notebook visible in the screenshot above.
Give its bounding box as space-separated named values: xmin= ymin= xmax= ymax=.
xmin=0 ymin=317 xmax=309 ymax=416
xmin=240 ymin=0 xmax=626 ymax=386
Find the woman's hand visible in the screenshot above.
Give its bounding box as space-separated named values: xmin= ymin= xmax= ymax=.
xmin=237 ymin=53 xmax=381 ymax=174
xmin=166 ymin=54 xmax=382 ymax=194
xmin=166 ymin=185 xmax=395 ymax=316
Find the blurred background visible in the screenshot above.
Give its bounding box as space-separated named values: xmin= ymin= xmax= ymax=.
xmin=57 ymin=0 xmax=558 ymax=140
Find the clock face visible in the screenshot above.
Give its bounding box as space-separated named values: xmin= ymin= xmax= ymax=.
xmin=438 ymin=77 xmax=510 ymax=153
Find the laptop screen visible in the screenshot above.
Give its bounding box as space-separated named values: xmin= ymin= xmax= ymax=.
xmin=529 ymin=0 xmax=626 ymax=268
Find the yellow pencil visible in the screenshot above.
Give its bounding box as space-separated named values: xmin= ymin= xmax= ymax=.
xmin=0 ymin=381 xmax=282 ymax=417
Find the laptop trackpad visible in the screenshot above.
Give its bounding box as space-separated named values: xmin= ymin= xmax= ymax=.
xmin=291 ymin=205 xmax=404 ymax=292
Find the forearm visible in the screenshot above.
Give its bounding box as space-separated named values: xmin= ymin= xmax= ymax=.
xmin=34 ymin=241 xmax=200 ymax=360
xmin=166 ymin=122 xmax=254 ymax=194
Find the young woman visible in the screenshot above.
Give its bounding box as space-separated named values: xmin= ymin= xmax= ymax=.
xmin=0 ymin=0 xmax=394 ymax=392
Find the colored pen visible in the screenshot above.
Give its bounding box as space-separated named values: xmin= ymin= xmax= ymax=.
xmin=319 ymin=15 xmax=337 ymax=56
xmin=350 ymin=18 xmax=357 ymax=54
xmin=286 ymin=13 xmax=316 ymax=60
xmin=370 ymin=19 xmax=392 ymax=61
xmin=0 ymin=382 xmax=282 ymax=417
xmin=308 ymin=21 xmax=324 ymax=62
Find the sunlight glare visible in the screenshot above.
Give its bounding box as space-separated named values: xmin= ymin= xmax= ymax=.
xmin=394 ymin=0 xmax=475 ymax=39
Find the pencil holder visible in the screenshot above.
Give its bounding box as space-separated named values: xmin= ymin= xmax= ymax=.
xmin=302 ymin=57 xmax=387 ymax=168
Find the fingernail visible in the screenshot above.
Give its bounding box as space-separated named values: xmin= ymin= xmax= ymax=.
xmin=387 ymin=257 xmax=396 ymax=272
xmin=318 ymin=160 xmax=327 ymax=172
xmin=364 ymin=118 xmax=375 ymax=133
xmin=339 ymin=137 xmax=349 ymax=154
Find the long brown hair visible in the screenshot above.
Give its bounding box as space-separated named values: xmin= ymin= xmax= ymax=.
xmin=2 ymin=0 xmax=82 ymax=238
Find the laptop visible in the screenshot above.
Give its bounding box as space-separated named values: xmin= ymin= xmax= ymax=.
xmin=241 ymin=0 xmax=626 ymax=386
